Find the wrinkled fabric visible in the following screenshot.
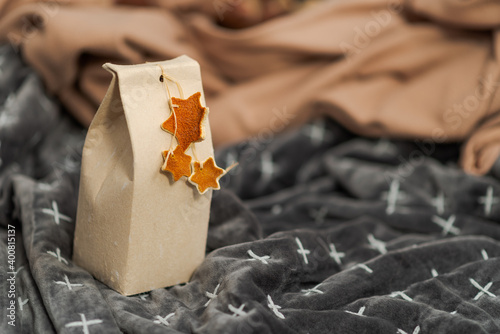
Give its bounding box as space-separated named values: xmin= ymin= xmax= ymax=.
xmin=2 ymin=45 xmax=500 ymax=334
xmin=0 ymin=0 xmax=499 ymax=175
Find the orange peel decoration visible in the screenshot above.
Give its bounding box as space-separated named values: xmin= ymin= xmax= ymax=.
xmin=161 ymin=92 xmax=208 ymax=152
xmin=188 ymin=157 xmax=225 ymax=194
xmin=161 ymin=145 xmax=192 ymax=181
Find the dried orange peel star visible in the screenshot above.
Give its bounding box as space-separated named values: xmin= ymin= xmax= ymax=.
xmin=161 ymin=146 xmax=192 ymax=181
xmin=161 ymin=92 xmax=208 ymax=152
xmin=188 ymin=157 xmax=225 ymax=194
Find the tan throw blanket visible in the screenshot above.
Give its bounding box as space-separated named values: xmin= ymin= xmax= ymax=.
xmin=0 ymin=0 xmax=499 ymax=175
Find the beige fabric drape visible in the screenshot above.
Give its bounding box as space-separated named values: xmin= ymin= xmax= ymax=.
xmin=0 ymin=0 xmax=499 ymax=175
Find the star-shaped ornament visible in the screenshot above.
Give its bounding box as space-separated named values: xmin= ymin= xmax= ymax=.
xmin=188 ymin=157 xmax=225 ymax=194
xmin=161 ymin=145 xmax=192 ymax=181
xmin=161 ymin=92 xmax=208 ymax=152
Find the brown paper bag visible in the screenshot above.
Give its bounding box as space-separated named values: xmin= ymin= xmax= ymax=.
xmin=73 ymin=56 xmax=213 ymax=296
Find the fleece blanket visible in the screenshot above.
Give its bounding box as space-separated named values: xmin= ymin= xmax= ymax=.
xmin=0 ymin=0 xmax=500 ymax=175
xmin=1 ymin=46 xmax=500 ymax=334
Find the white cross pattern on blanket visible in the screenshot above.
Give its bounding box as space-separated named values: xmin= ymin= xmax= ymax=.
xmin=267 ymin=295 xmax=285 ymax=319
xmin=431 ymin=190 xmax=446 ymax=215
xmin=138 ymin=293 xmax=149 ymax=301
xmin=374 ymin=138 xmax=393 ymax=154
xmin=309 ymin=206 xmax=328 ymax=224
xmin=390 ymin=291 xmax=413 ymax=302
xmin=47 ymin=248 xmax=68 ymax=265
xmin=431 ymin=215 xmax=459 ymax=236
xmin=18 ymin=297 xmax=28 ymax=311
xmin=328 ymin=242 xmax=345 ymax=265
xmin=317 ymin=237 xmax=345 ymax=265
xmin=367 ymin=234 xmax=387 ymax=254
xmin=398 ymin=326 xmax=420 ymax=334
xmin=42 ymin=201 xmax=72 ymax=225
xmin=247 ymin=249 xmax=271 ymax=264
xmin=303 ymin=120 xmax=329 ymax=146
xmin=481 ymin=249 xmax=489 ymax=260
xmin=382 ymin=179 xmax=407 ymax=215
xmin=154 ymin=313 xmax=175 ymax=326
xmin=478 ymin=186 xmax=499 ymax=216
xmin=302 ymin=283 xmax=324 ymax=295
xmin=65 ymin=313 xmax=103 ymax=334
xmin=295 ymin=237 xmax=311 ymax=264
xmin=228 ymin=304 xmax=247 ymax=317
xmin=205 ymin=283 xmax=220 ymax=307
xmin=54 ymin=275 xmax=83 ymax=291
xmin=345 ymin=306 xmax=366 ymax=317
xmin=259 ymin=151 xmax=275 ymax=182
xmin=469 ymin=278 xmax=496 ymax=300
xmin=355 ymin=263 xmax=373 ymax=273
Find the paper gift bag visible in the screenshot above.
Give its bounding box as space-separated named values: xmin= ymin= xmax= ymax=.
xmin=73 ymin=56 xmax=213 ymax=296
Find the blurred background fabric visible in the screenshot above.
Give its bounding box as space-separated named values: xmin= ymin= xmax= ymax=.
xmin=0 ymin=0 xmax=499 ymax=176
xmin=1 ymin=44 xmax=500 ymax=334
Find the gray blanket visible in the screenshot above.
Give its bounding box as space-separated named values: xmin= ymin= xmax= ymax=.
xmin=1 ymin=44 xmax=500 ymax=334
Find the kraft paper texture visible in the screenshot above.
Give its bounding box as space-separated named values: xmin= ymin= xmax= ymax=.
xmin=73 ymin=56 xmax=213 ymax=296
